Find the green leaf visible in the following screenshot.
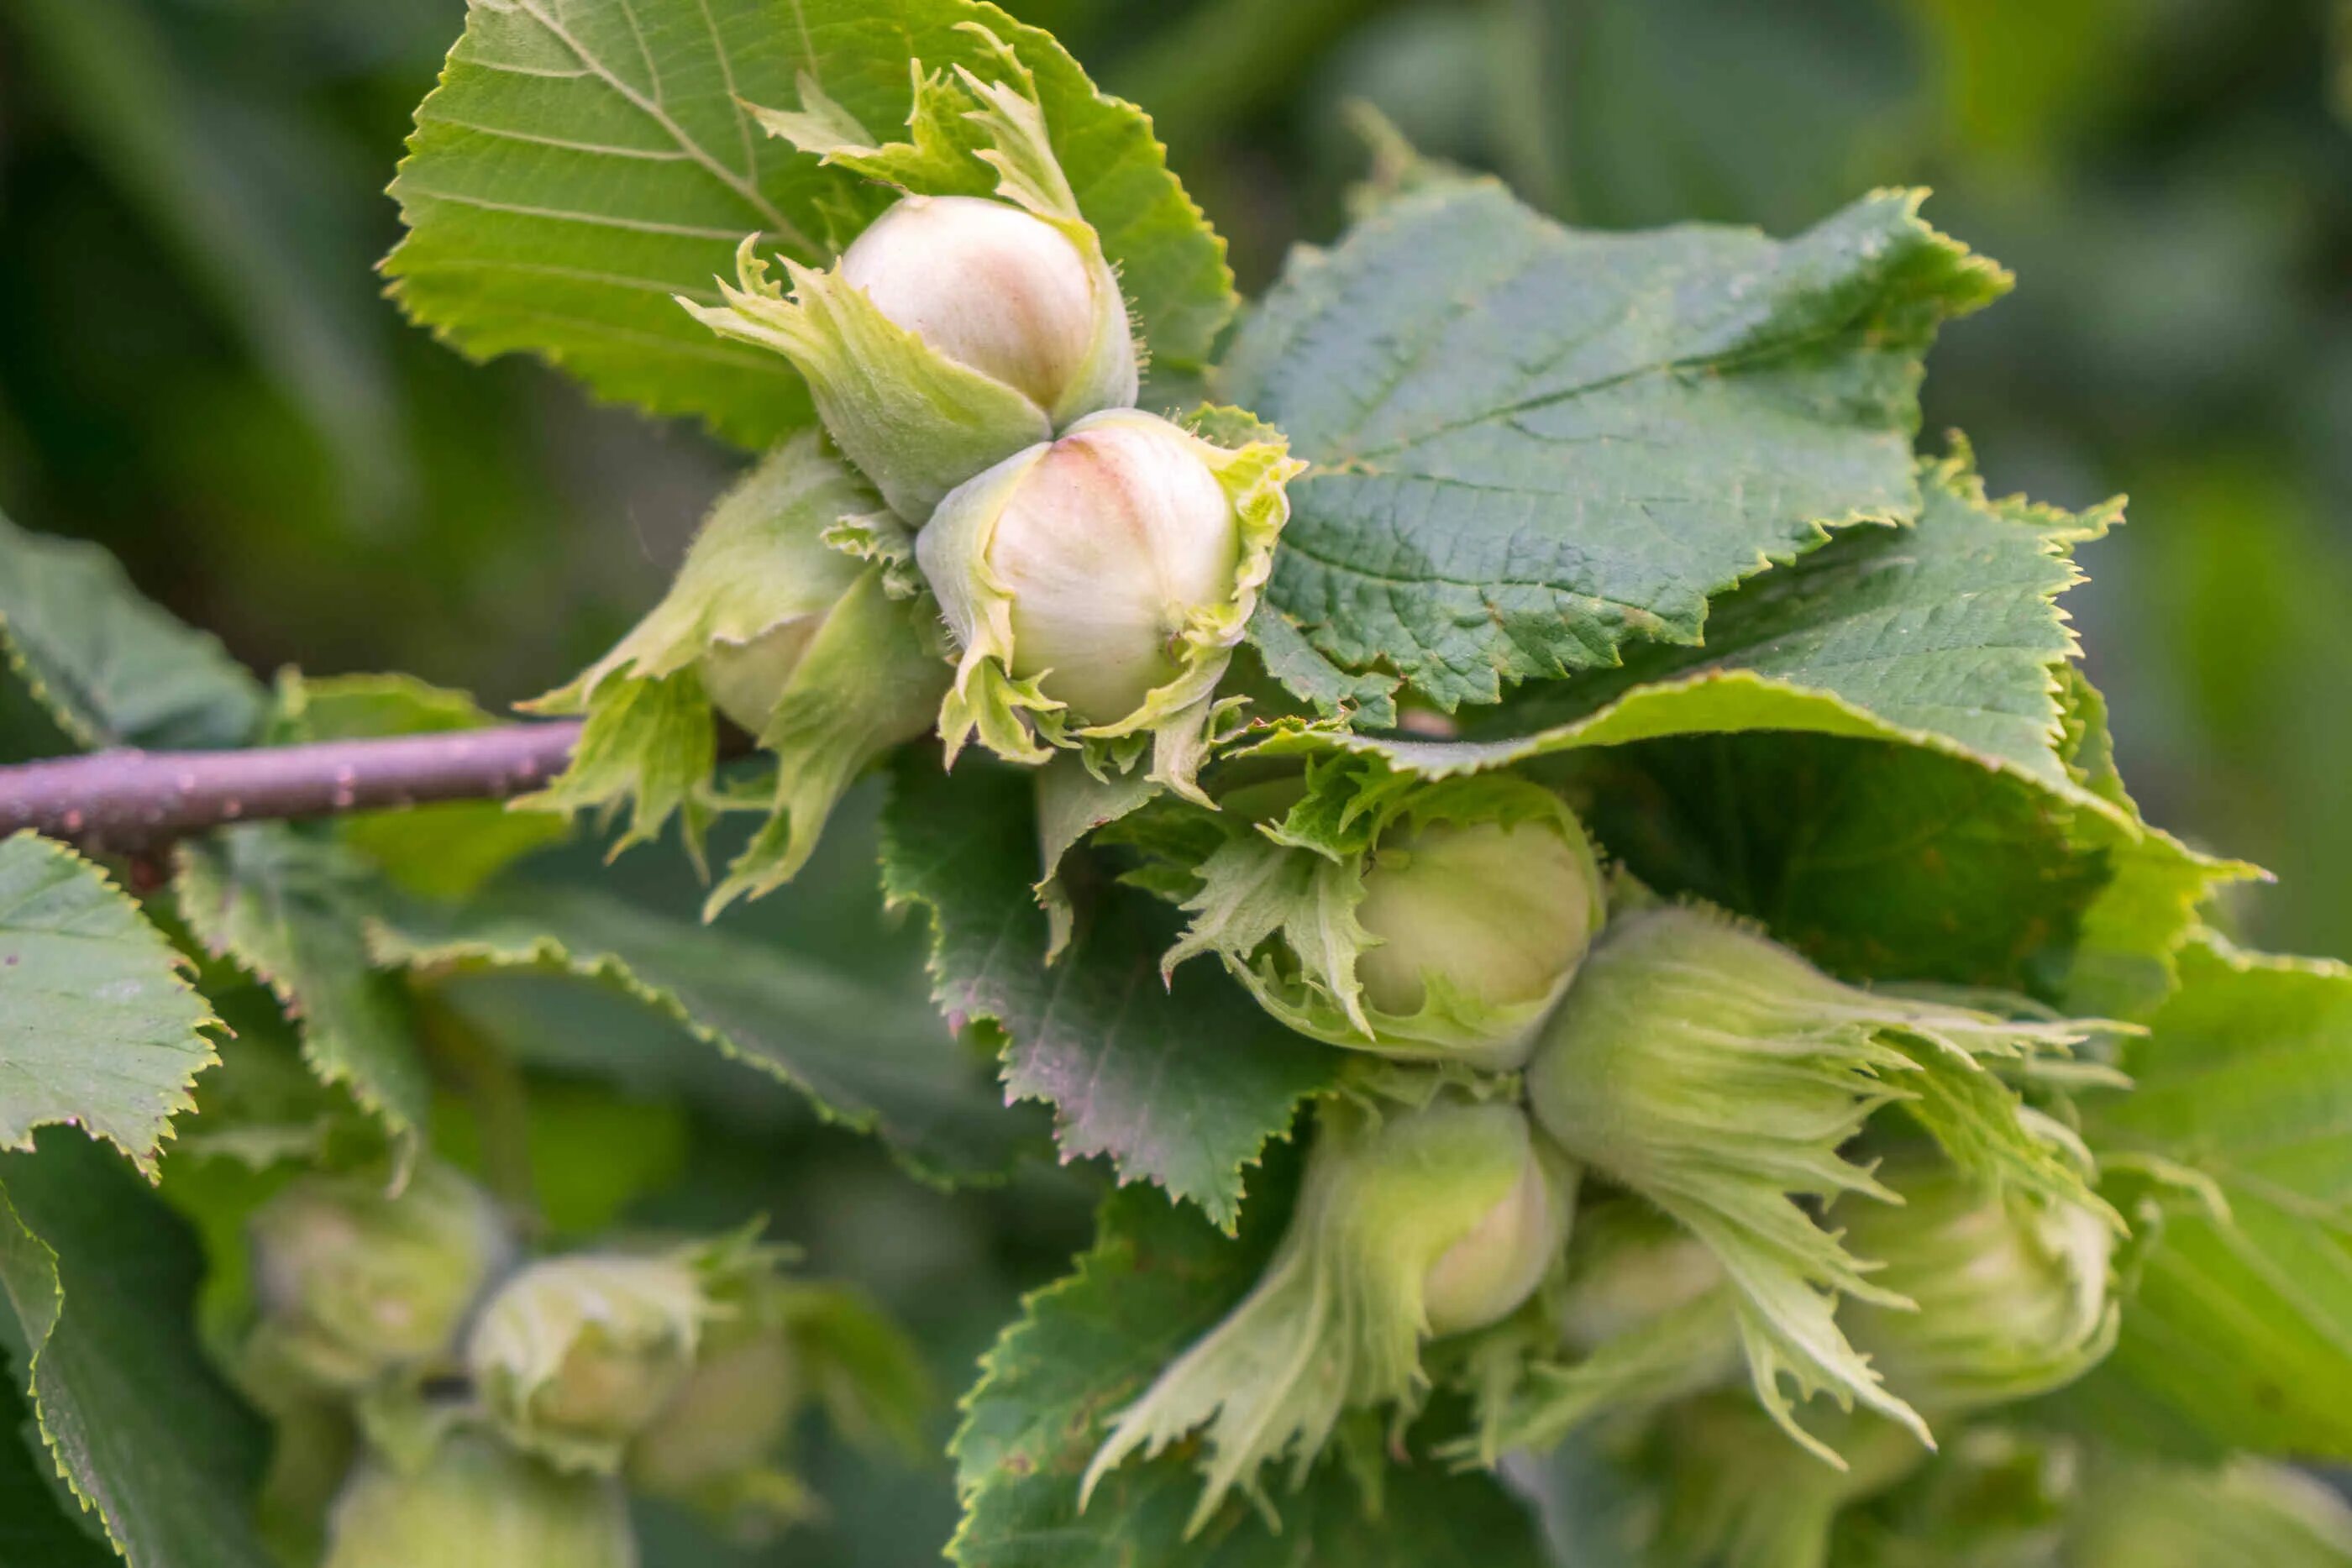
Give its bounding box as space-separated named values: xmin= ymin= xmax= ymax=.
xmin=0 ymin=511 xmax=262 ymax=754
xmin=879 ymin=753 xmax=1337 ymax=1227
xmin=950 ymin=1176 xmax=1550 ymax=1567
xmin=386 ymin=0 xmax=1231 ymax=445
xmin=1252 ymin=449 xmax=2101 ymax=789
xmin=2076 ymin=936 xmax=2352 ymax=1457
xmin=0 ymin=832 xmax=220 ymax=1173
xmin=1571 ymin=735 xmax=2121 ymax=997
xmin=1222 ymin=181 xmax=2007 ymax=711
xmin=1238 ymin=454 xmax=2242 ymax=1003
xmin=0 ymin=1132 xmax=276 ymax=1567
xmin=0 ymin=1378 xmax=113 ymax=1567
xmin=264 ymin=671 xmax=570 ymax=901
xmin=173 ymin=827 xmax=433 ymax=1156
xmin=1495 ymin=448 xmax=2108 ymax=790
xmin=362 ymin=879 xmax=1035 ymax=1187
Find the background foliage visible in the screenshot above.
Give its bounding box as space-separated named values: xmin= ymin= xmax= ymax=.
xmin=2 ymin=0 xmax=2348 ymax=1560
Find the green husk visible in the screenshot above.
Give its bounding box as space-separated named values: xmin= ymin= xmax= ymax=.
xmin=1160 ymin=761 xmax=1604 ymax=1066
xmin=1526 ymin=903 xmax=2118 ymax=1465
xmin=1082 ymin=1086 xmax=1570 ymax=1534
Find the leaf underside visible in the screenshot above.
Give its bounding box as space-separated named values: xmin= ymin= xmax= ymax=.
xmin=2075 ymin=937 xmax=2352 ymax=1457
xmin=363 ymin=878 xmax=1039 ymax=1187
xmin=0 ymin=1134 xmax=276 ymax=1567
xmin=0 ymin=511 xmax=262 ymax=755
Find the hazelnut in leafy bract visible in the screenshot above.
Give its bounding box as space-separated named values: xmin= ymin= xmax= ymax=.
xmin=685 ymin=41 xmax=1138 ymax=522
xmin=467 ymin=1251 xmax=719 ymax=1475
xmin=1456 ymin=1199 xmax=1740 ymax=1467
xmin=248 ymin=1160 xmax=511 ymax=1392
xmin=1525 ymin=901 xmax=2117 ymax=1466
xmin=624 ymin=1326 xmax=800 ymax=1503
xmin=1833 ymin=1153 xmax=2118 ymax=1416
xmin=323 ymin=1433 xmax=635 ymax=1568
xmin=839 ymin=193 xmax=1134 ymax=423
xmin=522 ymin=433 xmax=949 ymax=910
xmin=916 ymin=407 xmax=1301 ymax=793
xmin=1161 ymin=766 xmax=1604 ymax=1067
xmin=1083 ymin=1088 xmax=1573 ymax=1534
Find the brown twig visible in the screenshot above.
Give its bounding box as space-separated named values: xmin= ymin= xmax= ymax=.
xmin=0 ymin=721 xmax=585 ymax=854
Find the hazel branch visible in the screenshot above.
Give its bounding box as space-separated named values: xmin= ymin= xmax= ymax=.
xmin=0 ymin=721 xmax=586 ymax=853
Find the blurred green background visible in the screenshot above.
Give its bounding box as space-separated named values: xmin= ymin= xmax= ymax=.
xmin=2 ymin=0 xmax=2347 ymax=1557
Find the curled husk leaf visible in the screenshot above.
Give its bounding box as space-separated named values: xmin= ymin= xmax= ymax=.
xmin=323 ymin=1433 xmax=635 ymax=1568
xmin=1833 ymin=1153 xmax=2119 ymax=1417
xmin=1160 ymin=761 xmax=1604 ymax=1067
xmin=248 ymin=1159 xmax=511 ymax=1392
xmin=1083 ymin=1087 xmax=1572 ymax=1534
xmin=1525 ymin=901 xmax=2115 ymax=1466
xmin=917 ymin=406 xmax=1302 ymax=797
xmin=689 ymin=29 xmax=1137 ymax=520
xmin=467 ymin=1232 xmax=779 ymax=1475
xmin=522 ymin=434 xmax=948 ymax=909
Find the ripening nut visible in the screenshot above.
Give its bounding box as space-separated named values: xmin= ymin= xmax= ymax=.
xmin=1833 ymin=1155 xmax=2119 ymax=1414
xmin=1084 ymin=1093 xmax=1574 ymax=1534
xmin=1166 ymin=772 xmax=1604 ymax=1067
xmin=323 ymin=1433 xmax=635 ymax=1568
xmin=916 ymin=408 xmax=1302 ymax=779
xmin=1522 ymin=902 xmax=2111 ymax=1461
xmin=698 ymin=616 xmax=828 ymax=737
xmin=1422 ymin=1127 xmax=1569 ymax=1336
xmin=1456 ymin=1199 xmax=1737 ymax=1465
xmin=248 ymin=1161 xmax=511 ymax=1392
xmin=683 ymin=195 xmax=1138 ymax=523
xmin=933 ymin=411 xmax=1230 ymax=722
xmin=1349 ymin=784 xmax=1603 ymax=1060
xmin=467 ymin=1254 xmax=714 ymax=1474
xmin=624 ymin=1325 xmax=799 ymax=1502
xmin=841 ymin=195 xmax=1134 ymax=422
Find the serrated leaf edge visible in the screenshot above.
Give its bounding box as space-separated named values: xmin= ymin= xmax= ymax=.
xmin=0 ymin=831 xmax=222 ymax=1177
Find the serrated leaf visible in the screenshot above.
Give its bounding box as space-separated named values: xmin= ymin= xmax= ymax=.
xmin=1253 ymin=450 xmax=2101 ymax=789
xmin=950 ymin=1176 xmax=1550 ymax=1567
xmin=0 ymin=1133 xmax=276 ymax=1567
xmin=1223 ymin=181 xmax=2007 ymax=711
xmin=0 ymin=832 xmax=219 ymax=1173
xmin=0 ymin=511 xmax=262 ymax=754
xmin=2075 ymin=936 xmax=2352 ymax=1457
xmin=1238 ymin=456 xmax=2242 ymax=1002
xmin=362 ymin=879 xmax=1035 ymax=1187
xmin=173 ymin=827 xmax=433 ymax=1156
xmin=1495 ymin=448 xmax=2108 ymax=789
xmin=880 ymin=753 xmax=1336 ymax=1228
xmin=386 ymin=0 xmax=1230 ymax=445
xmin=0 ymin=1377 xmax=113 ymax=1566
xmin=265 ymin=671 xmax=567 ymax=901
